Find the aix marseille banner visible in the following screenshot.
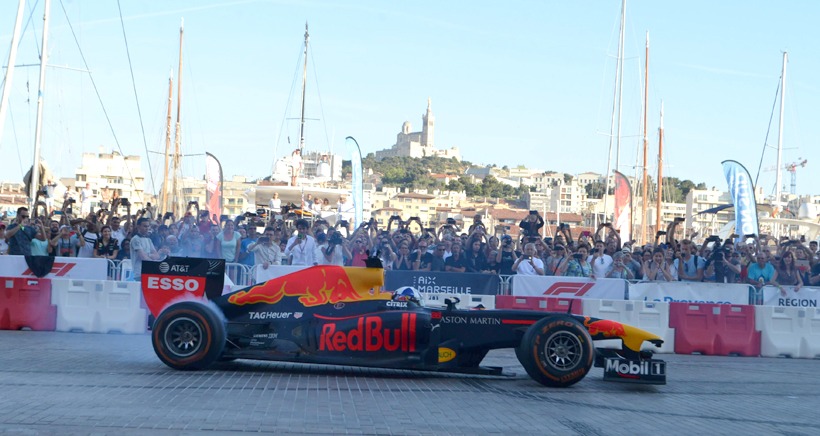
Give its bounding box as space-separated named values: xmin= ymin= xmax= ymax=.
xmin=722 ymin=160 xmax=759 ymax=239
xmin=385 ymin=271 xmax=500 ymax=295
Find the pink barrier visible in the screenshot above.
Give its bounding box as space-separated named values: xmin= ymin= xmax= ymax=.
xmin=0 ymin=277 xmax=57 ymax=331
xmin=495 ymin=295 xmax=583 ymax=315
xmin=669 ymin=302 xmax=760 ymax=356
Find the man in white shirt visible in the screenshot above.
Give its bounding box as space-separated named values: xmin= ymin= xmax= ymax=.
xmin=247 ymin=227 xmax=283 ymax=269
xmin=512 ymin=243 xmax=545 ymax=275
xmin=337 ymin=195 xmax=354 ymax=225
xmin=269 ymin=192 xmax=282 ymax=216
xmin=80 ymin=183 xmax=93 ymax=216
xmin=587 ymin=240 xmax=613 ymax=279
xmin=285 ymin=219 xmax=316 ymax=266
xmin=130 ymin=218 xmax=169 ymax=280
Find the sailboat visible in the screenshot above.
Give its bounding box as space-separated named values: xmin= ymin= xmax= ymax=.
xmin=256 ymin=24 xmax=354 ymax=223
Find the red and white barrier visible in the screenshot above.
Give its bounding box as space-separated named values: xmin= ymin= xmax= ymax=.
xmin=669 ymin=302 xmax=760 ymax=356
xmin=0 ymin=277 xmax=57 ymax=331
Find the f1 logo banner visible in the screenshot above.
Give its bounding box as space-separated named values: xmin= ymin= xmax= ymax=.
xmin=512 ymin=275 xmax=627 ymax=300
xmin=385 ymin=271 xmax=500 ymax=295
xmin=141 ymin=257 xmax=226 ymax=316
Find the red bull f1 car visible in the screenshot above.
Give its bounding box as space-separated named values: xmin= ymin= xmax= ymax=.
xmin=141 ymin=258 xmax=666 ymax=388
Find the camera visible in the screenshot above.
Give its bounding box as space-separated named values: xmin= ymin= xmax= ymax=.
xmin=529 ymin=210 xmax=537 ymax=215
xmin=573 ymin=253 xmax=583 ymax=260
xmin=119 ymin=198 xmax=130 ymax=207
xmin=329 ymin=232 xmax=344 ymax=245
xmin=65 ymin=198 xmax=76 ymax=204
xmin=446 ymin=218 xmax=456 ymax=225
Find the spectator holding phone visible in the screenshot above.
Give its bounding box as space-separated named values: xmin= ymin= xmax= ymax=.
xmin=588 ymin=240 xmax=613 ymax=279
xmin=559 ymin=244 xmax=592 ymax=277
xmin=512 ymin=243 xmax=544 ymax=275
xmin=4 ymin=207 xmax=37 ymax=256
xmin=285 ymin=219 xmax=316 ymax=266
xmin=248 ymin=227 xmax=283 ymax=269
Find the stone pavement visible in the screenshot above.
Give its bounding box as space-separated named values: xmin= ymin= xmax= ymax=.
xmin=0 ymin=330 xmax=817 ymax=435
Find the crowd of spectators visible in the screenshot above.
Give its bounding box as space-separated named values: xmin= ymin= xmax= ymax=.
xmin=3 ymin=201 xmax=820 ymax=293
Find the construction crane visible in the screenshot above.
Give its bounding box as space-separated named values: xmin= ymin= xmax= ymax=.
xmin=764 ymin=158 xmax=808 ymax=194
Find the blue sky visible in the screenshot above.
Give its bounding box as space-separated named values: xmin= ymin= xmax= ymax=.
xmin=1 ymin=0 xmax=819 ymax=198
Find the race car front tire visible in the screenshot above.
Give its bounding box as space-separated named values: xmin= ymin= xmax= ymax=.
xmin=516 ymin=315 xmax=594 ymax=388
xmin=152 ymin=301 xmax=226 ymax=370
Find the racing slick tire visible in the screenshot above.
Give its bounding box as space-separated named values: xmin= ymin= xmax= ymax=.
xmin=152 ymin=301 xmax=226 ymax=370
xmin=516 ymin=315 xmax=594 ymax=388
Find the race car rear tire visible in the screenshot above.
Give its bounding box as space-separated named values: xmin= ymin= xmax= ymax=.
xmin=517 ymin=315 xmax=594 ymax=388
xmin=152 ymin=301 xmax=226 ymax=370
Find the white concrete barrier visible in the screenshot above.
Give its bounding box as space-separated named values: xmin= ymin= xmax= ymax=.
xmin=51 ymin=278 xmax=146 ymax=334
xmin=101 ymin=281 xmax=148 ymax=334
xmin=583 ymin=299 xmax=675 ymax=353
xmin=422 ymin=293 xmax=495 ymax=310
xmin=756 ymin=306 xmax=820 ymax=358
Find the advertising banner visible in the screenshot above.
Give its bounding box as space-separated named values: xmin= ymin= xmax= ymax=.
xmin=0 ymin=255 xmax=107 ymax=280
xmin=385 ymin=270 xmax=500 ymax=295
xmin=761 ymin=286 xmax=820 ymax=307
xmin=613 ymin=170 xmax=632 ymax=243
xmin=141 ymin=257 xmax=226 ymax=316
xmin=512 ymin=275 xmax=627 ymax=300
xmin=205 ymin=152 xmax=223 ymax=221
xmin=345 ymin=136 xmax=364 ymax=227
xmin=722 ymin=160 xmax=759 ymax=239
xmin=628 ymin=281 xmax=749 ymax=305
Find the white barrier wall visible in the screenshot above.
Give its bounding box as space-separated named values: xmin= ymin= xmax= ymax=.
xmin=755 ymin=306 xmax=820 ymax=358
xmin=0 ymin=255 xmax=108 ymax=280
xmin=582 ymin=299 xmax=675 ymax=353
xmin=253 ymin=265 xmax=309 ymax=284
xmin=628 ymin=282 xmax=749 ymax=305
xmin=51 ymin=278 xmax=147 ymax=334
xmin=422 ymin=293 xmax=496 ymax=310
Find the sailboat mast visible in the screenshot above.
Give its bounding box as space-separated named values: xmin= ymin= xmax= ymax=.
xmin=30 ymin=0 xmax=52 ymax=206
xmin=656 ymin=102 xmax=664 ymax=235
xmin=171 ymin=18 xmax=184 ymax=218
xmin=615 ymin=0 xmax=626 ymax=172
xmin=298 ymin=23 xmax=309 ymax=153
xmin=640 ymin=32 xmax=649 ymax=245
xmin=0 ymin=0 xmax=26 ymax=151
xmin=603 ymin=0 xmax=626 ymax=225
xmin=775 ymin=52 xmax=787 ymax=209
xmin=160 ymin=69 xmax=173 ymax=214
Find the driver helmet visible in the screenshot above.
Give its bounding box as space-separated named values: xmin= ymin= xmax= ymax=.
xmin=392 ymin=286 xmax=424 ymax=306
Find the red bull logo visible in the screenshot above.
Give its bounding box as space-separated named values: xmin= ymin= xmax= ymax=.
xmin=584 ymin=317 xmax=627 ymax=338
xmin=319 ymin=313 xmax=417 ymax=352
xmin=228 ymin=266 xmax=387 ymax=307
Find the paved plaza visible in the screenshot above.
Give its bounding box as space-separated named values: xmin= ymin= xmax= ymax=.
xmin=0 ymin=330 xmax=817 ymax=435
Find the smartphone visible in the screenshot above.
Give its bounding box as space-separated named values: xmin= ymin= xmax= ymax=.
xmin=581 ymin=231 xmax=591 ymax=237
xmin=529 ymin=210 xmax=537 ymax=215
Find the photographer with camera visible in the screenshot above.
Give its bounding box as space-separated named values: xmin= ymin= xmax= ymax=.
xmin=674 ymin=239 xmax=706 ymax=282
xmin=495 ymin=234 xmax=519 ymax=276
xmin=519 ymin=210 xmax=544 ymax=240
xmin=437 ymin=218 xmax=460 ymax=240
xmin=316 ymin=229 xmax=349 ymax=266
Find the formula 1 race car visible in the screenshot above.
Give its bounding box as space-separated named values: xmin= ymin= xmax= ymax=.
xmin=141 ymin=258 xmax=666 ymax=387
